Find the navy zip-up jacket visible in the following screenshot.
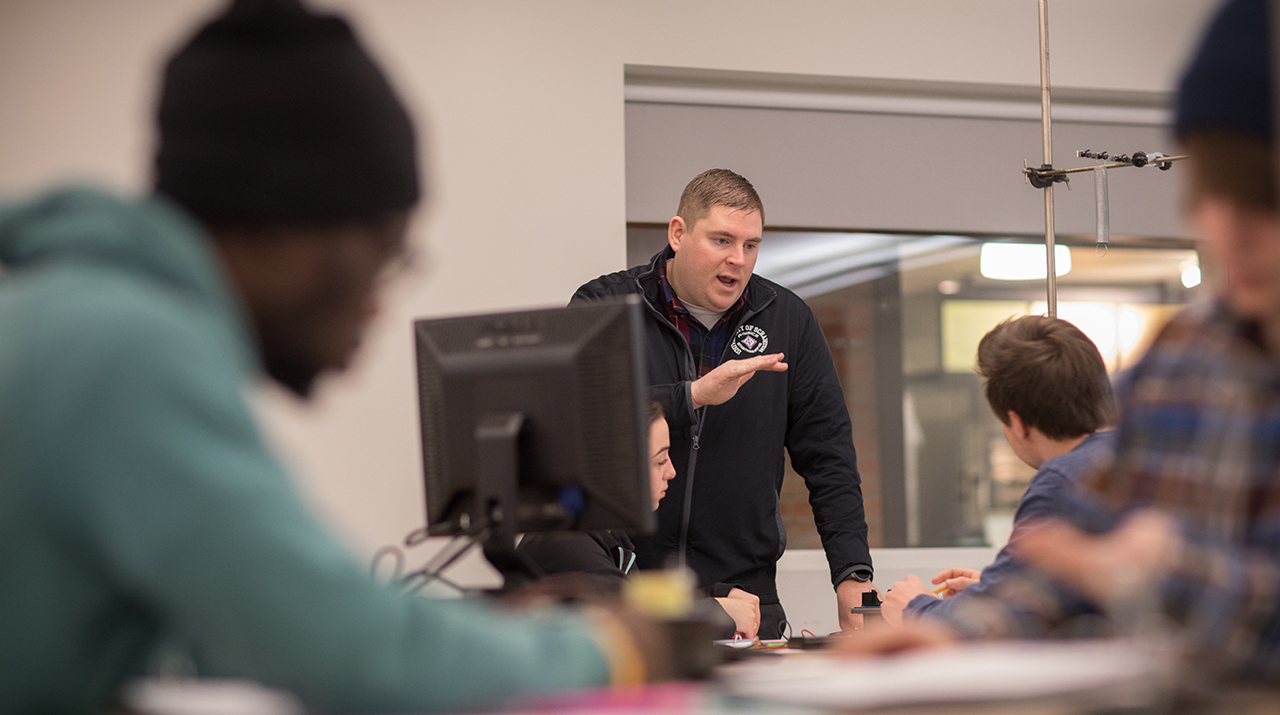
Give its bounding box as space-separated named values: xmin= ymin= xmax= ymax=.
xmin=572 ymin=247 xmax=872 ymax=603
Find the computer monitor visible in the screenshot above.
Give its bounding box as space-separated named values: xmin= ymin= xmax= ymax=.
xmin=413 ymin=296 xmax=654 ymax=579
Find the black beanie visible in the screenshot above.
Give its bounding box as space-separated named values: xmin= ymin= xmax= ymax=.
xmin=1175 ymin=0 xmax=1272 ymax=140
xmin=154 ymin=0 xmax=420 ymax=225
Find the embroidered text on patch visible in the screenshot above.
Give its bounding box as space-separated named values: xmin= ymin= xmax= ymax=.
xmin=730 ymin=325 xmax=769 ymax=355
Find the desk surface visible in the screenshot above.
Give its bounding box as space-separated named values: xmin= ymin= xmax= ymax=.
xmin=716 ymin=638 xmax=1172 ymax=714
xmin=119 ymin=675 xmax=1280 ymax=715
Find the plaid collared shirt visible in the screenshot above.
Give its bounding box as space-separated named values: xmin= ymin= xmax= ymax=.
xmin=949 ymin=300 xmax=1280 ymax=679
xmin=657 ymin=259 xmax=746 ymax=378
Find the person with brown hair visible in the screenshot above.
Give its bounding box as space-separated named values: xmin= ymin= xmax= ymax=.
xmin=859 ymin=0 xmax=1280 ymax=683
xmin=574 ymin=168 xmax=875 ymax=638
xmin=1003 ymin=0 xmax=1280 ymax=678
xmin=516 ymin=401 xmax=677 ymax=581
xmin=878 ymin=316 xmax=1115 ymax=626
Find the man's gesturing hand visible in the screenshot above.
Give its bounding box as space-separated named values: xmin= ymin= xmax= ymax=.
xmin=690 ymin=353 xmax=788 ymax=409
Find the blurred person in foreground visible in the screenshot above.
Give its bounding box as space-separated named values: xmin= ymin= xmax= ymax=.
xmin=851 ymin=0 xmax=1280 ymax=683
xmin=878 ymin=316 xmax=1115 ymax=628
xmin=0 ymin=0 xmax=654 ymax=712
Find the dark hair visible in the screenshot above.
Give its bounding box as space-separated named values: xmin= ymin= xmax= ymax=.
xmin=676 ymin=169 xmax=764 ymax=231
xmin=647 ymin=399 xmax=665 ymax=427
xmin=976 ymin=316 xmax=1114 ymax=440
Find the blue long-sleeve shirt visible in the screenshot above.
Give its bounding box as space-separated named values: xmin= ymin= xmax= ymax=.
xmin=905 ymin=431 xmax=1116 ymax=624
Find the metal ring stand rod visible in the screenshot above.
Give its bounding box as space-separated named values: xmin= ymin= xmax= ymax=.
xmin=1038 ymin=0 xmax=1057 ymax=317
xmin=1026 ymin=1 xmax=1187 ymax=318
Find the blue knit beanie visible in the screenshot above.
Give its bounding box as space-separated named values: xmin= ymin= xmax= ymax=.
xmin=1175 ymin=0 xmax=1272 ymax=140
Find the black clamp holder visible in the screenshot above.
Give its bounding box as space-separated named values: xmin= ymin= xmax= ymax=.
xmin=1024 ymin=163 xmax=1070 ymax=189
xmin=1079 ymin=149 xmax=1174 ymax=171
xmin=1027 ymin=149 xmax=1183 ymax=193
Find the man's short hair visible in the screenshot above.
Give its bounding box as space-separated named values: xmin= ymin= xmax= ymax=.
xmin=675 ymin=169 xmax=764 ymax=231
xmin=977 ymin=316 xmax=1114 ymax=440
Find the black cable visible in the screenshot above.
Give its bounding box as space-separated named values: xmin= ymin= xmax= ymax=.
xmin=401 ymin=569 xmax=466 ymax=596
xmin=418 ymin=516 xmax=493 ymax=574
xmin=403 ymin=526 xmax=430 ymax=547
xmin=370 ymin=545 xmax=405 ymax=581
xmin=401 ymin=525 xmax=492 ymax=596
xmin=371 ymin=516 xmax=496 ymax=597
xmin=421 ymin=524 xmax=491 ymax=579
xmin=369 ymin=528 xmax=462 ymax=591
xmin=417 ymin=531 xmax=468 ymax=576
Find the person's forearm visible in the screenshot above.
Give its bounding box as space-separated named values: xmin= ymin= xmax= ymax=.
xmin=1162 ymin=538 xmax=1280 ymax=678
xmin=648 ymin=382 xmax=695 ymax=429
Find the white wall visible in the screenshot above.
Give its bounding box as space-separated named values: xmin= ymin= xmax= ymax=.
xmin=0 ymin=0 xmax=1220 ymax=579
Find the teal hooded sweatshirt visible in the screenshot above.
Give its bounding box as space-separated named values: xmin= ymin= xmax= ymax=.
xmin=0 ymin=187 xmax=609 ymax=713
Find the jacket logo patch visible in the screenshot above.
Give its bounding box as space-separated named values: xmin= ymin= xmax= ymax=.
xmin=730 ymin=324 xmax=769 ymax=355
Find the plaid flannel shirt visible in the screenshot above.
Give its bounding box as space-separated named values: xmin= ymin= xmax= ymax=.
xmin=656 ymin=259 xmax=746 ymax=377
xmin=956 ymin=299 xmax=1280 ymax=680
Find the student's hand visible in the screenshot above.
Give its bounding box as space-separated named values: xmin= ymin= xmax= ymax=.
xmin=715 ymin=588 xmax=761 ymax=639
xmin=881 ymin=575 xmax=932 ymax=628
xmin=690 ymin=353 xmax=788 ymax=409
xmin=836 ymin=578 xmax=876 ymax=632
xmin=930 ymin=567 xmax=981 ymax=599
xmin=1011 ymin=510 xmax=1182 ymax=607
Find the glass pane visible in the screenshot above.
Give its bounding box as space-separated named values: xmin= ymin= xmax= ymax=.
xmin=625 ymin=227 xmax=1200 ymax=550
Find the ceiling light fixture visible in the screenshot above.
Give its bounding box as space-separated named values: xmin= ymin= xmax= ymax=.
xmin=979 ymin=243 xmax=1071 ymax=281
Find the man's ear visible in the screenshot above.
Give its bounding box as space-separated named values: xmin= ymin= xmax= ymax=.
xmin=668 ymin=216 xmax=686 ymax=252
xmin=1007 ymin=411 xmax=1031 ymax=440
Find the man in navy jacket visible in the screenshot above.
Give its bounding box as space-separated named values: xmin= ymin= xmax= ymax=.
xmin=573 ymin=169 xmax=875 ymax=637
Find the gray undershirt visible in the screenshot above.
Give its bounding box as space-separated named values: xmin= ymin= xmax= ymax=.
xmin=682 ymin=300 xmax=726 ymax=330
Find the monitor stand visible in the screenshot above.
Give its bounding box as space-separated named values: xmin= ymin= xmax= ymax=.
xmin=474 ymin=412 xmax=543 ymax=593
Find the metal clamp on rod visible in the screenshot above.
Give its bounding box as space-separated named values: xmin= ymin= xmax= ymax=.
xmin=1025 ymin=163 xmax=1070 ymax=189
xmin=1027 ymin=152 xmax=1186 ymax=188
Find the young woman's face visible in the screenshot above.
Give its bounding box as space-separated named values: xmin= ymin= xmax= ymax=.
xmin=648 ymin=417 xmax=676 ymax=511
